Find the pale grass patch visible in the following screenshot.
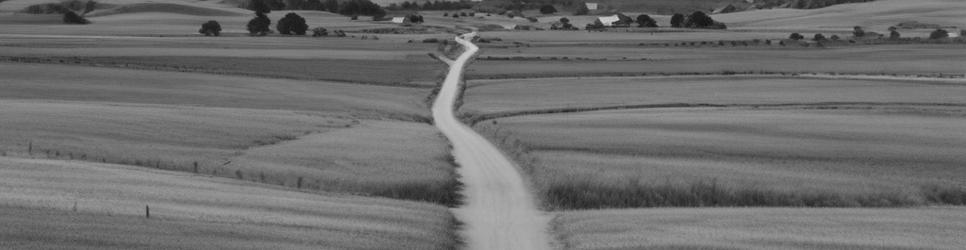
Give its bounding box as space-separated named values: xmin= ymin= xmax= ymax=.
xmin=481 ymin=107 xmax=966 ymax=208
xmin=555 ymin=207 xmax=966 ymax=250
xmin=0 ymin=157 xmax=458 ymax=249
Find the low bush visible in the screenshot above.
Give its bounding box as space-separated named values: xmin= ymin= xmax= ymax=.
xmin=930 ymin=28 xmax=949 ymax=39
xmin=311 ymin=27 xmax=328 ymax=37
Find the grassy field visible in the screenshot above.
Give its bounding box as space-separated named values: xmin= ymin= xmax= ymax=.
xmin=0 ymin=35 xmax=445 ymax=86
xmin=226 ymin=120 xmax=462 ymax=205
xmin=476 ymin=106 xmax=966 ymax=208
xmin=467 ymin=45 xmax=966 ymax=80
xmin=461 ymin=76 xmax=966 ymax=117
xmin=555 ymin=207 xmax=966 ymax=250
xmin=0 ymin=157 xmax=458 ymax=250
xmin=0 ymin=63 xmax=433 ymax=119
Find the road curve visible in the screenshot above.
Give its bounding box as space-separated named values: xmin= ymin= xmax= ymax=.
xmin=432 ymin=33 xmax=552 ymax=250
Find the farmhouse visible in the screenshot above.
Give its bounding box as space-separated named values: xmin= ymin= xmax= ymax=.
xmin=597 ymin=15 xmax=620 ymax=27
xmin=585 ymin=2 xmax=598 ymax=10
xmin=391 ymin=17 xmax=408 ymax=24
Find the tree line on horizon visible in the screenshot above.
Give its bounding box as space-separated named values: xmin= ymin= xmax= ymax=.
xmin=242 ymin=0 xmax=386 ymax=17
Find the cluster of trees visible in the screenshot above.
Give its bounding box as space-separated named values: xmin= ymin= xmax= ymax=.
xmin=785 ymin=26 xmax=954 ymax=43
xmin=231 ymin=11 xmax=339 ymax=36
xmin=244 ymin=0 xmax=385 ymax=17
xmin=670 ymin=12 xmax=726 ymax=29
xmin=551 ymin=17 xmax=577 ymax=30
xmin=389 ymin=1 xmax=474 ymax=11
xmin=635 ymin=14 xmax=657 ymax=28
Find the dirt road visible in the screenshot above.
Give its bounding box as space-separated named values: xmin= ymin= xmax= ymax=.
xmin=431 ymin=33 xmax=552 ymax=250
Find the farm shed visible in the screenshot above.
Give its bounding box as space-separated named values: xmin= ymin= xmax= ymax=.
xmin=597 ymin=15 xmax=620 ymax=27
xmin=391 ymin=17 xmax=408 ymax=24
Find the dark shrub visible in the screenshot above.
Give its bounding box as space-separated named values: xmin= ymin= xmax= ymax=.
xmin=789 ymin=33 xmax=804 ymax=40
xmin=830 ymin=34 xmax=841 ymax=41
xmin=247 ymin=12 xmax=271 ymax=36
xmin=311 ymin=27 xmax=328 ymax=37
xmin=539 ymin=4 xmax=557 ymax=14
xmin=198 ymin=20 xmax=222 ymax=36
xmin=685 ymin=11 xmax=713 ymax=27
xmin=277 ymin=12 xmax=308 ymax=35
xmin=62 ymin=11 xmax=90 ymax=24
xmin=813 ymin=33 xmax=826 ymax=41
xmin=670 ymin=13 xmax=685 ymax=28
xmin=636 ymin=14 xmax=657 ymax=28
xmin=888 ymin=27 xmax=900 ymax=39
xmin=930 ymin=29 xmax=949 ymax=39
xmin=853 ymin=26 xmax=865 ymax=37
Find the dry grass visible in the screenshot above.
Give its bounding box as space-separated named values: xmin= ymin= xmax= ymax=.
xmin=555 ymin=207 xmax=966 ymax=250
xmin=225 ymin=120 xmax=462 ymax=205
xmin=0 ymin=63 xmax=432 ymax=120
xmin=0 ymin=100 xmax=350 ymax=172
xmin=0 ymin=101 xmax=462 ymax=204
xmin=0 ymin=157 xmax=459 ymax=250
xmin=478 ymin=107 xmax=966 ymax=209
xmin=462 ymin=76 xmax=966 ymax=116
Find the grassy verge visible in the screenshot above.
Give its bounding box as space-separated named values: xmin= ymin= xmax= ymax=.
xmin=545 ymin=177 xmax=966 ymax=210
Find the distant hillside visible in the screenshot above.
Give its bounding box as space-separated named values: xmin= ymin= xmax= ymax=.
xmin=475 ymin=0 xmax=876 ymax=15
xmin=754 ymin=0 xmax=876 ymax=9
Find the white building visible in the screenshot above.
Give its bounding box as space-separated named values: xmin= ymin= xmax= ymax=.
xmin=391 ymin=17 xmax=407 ymax=24
xmin=585 ymin=3 xmax=598 ymax=10
xmin=597 ymin=15 xmax=620 ymax=27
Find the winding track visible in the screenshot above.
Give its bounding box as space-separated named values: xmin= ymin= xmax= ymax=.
xmin=432 ymin=32 xmax=552 ymax=250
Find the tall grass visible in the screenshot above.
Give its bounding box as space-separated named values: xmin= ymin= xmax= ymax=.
xmin=542 ymin=177 xmax=938 ymax=210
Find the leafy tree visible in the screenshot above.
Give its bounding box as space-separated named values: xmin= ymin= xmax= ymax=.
xmin=540 ymin=4 xmax=557 ymax=14
xmin=247 ymin=12 xmax=272 ymax=36
xmin=670 ymin=13 xmax=684 ymax=28
xmin=62 ymin=11 xmax=90 ymax=24
xmin=930 ymin=29 xmax=949 ymax=39
xmin=789 ymin=33 xmax=804 ymax=40
xmin=636 ymin=14 xmax=657 ymax=28
xmin=277 ymin=12 xmax=308 ymax=35
xmin=198 ymin=20 xmax=222 ymax=36
xmin=830 ymin=35 xmax=841 ymax=41
xmin=684 ymin=11 xmax=714 ymax=28
xmin=573 ymin=3 xmax=589 ymax=15
xmin=813 ymin=33 xmax=826 ymax=41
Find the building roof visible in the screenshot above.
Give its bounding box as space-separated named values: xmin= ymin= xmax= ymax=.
xmin=585 ymin=3 xmax=598 ymax=10
xmin=391 ymin=17 xmax=406 ymax=23
xmin=598 ymin=15 xmax=620 ymax=26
